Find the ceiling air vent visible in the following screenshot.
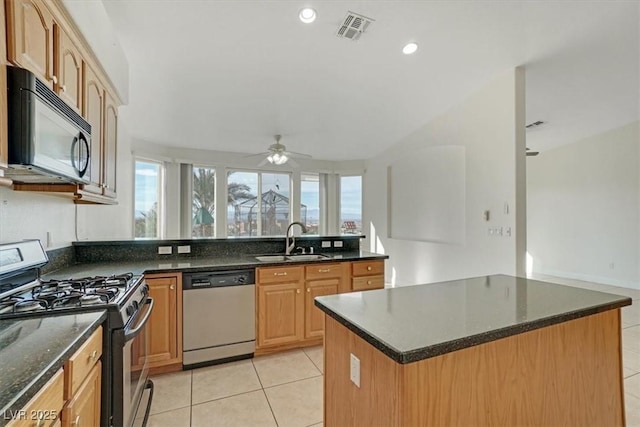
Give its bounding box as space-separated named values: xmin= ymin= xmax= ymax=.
xmin=336 ymin=11 xmax=374 ymax=41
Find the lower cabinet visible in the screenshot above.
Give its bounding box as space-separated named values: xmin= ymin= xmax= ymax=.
xmin=256 ymin=266 xmax=305 ymax=349
xmin=135 ymin=273 xmax=183 ymax=371
xmin=7 ymin=327 xmax=103 ymax=427
xmin=256 ymin=263 xmax=350 ymax=351
xmin=61 ymin=363 xmax=101 ymax=427
xmin=351 ymin=260 xmax=385 ymax=291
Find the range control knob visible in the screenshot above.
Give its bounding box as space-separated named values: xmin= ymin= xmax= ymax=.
xmin=126 ymin=304 xmax=136 ymax=316
xmin=142 ymin=284 xmax=150 ymax=295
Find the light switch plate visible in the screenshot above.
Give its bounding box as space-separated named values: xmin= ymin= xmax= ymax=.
xmin=334 ymin=240 xmax=344 ymax=248
xmin=350 ymin=353 xmax=360 ymax=387
xmin=322 ymin=241 xmax=331 ymax=248
xmin=158 ymin=246 xmax=172 ymax=255
xmin=178 ymin=245 xmax=191 ymax=254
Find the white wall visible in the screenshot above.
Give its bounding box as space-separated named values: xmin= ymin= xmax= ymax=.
xmin=364 ymin=69 xmax=527 ymax=286
xmin=527 ymin=121 xmax=640 ymax=289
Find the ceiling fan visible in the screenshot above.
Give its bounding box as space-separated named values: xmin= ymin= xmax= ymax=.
xmin=251 ymin=135 xmax=312 ymax=167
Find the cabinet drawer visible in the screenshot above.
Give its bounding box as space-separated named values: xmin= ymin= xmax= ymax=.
xmin=352 ymin=275 xmax=384 ymax=291
xmin=7 ymin=369 xmax=64 ymax=427
xmin=305 ymin=263 xmax=343 ymax=280
xmin=64 ymin=327 xmax=102 ymax=399
xmin=352 ymin=260 xmax=385 ymax=277
xmin=257 ymin=266 xmax=304 ymax=284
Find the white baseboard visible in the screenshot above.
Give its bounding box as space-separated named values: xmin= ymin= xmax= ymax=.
xmin=533 ymin=267 xmax=640 ymax=290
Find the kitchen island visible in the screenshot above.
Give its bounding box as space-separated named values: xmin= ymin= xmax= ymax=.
xmin=315 ymin=274 xmax=632 ymax=426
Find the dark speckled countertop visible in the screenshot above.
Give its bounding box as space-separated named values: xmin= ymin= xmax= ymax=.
xmin=42 ymin=251 xmax=388 ymax=279
xmin=0 ymin=312 xmax=106 ymax=426
xmin=315 ymin=274 xmax=632 ymax=364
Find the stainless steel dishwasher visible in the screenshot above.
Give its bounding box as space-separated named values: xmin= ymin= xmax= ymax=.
xmin=182 ymin=269 xmax=255 ymax=369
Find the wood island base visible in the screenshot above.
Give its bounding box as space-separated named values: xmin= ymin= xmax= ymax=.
xmin=323 ymin=310 xmax=626 ymax=427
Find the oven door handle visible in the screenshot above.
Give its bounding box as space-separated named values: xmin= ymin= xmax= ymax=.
xmin=124 ymin=298 xmax=154 ymax=341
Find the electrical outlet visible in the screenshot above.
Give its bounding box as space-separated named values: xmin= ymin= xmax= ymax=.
xmin=334 ymin=240 xmax=343 ymax=248
xmin=178 ymin=245 xmax=191 ymax=254
xmin=158 ymin=246 xmax=172 ymax=255
xmin=350 ymin=353 xmax=360 ymax=387
xmin=321 ymin=241 xmax=331 ymax=248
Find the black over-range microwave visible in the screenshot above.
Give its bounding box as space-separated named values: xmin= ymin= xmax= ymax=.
xmin=5 ymin=66 xmax=91 ymax=184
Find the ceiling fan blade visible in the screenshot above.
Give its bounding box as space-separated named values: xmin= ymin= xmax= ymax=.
xmin=243 ymin=152 xmax=269 ymax=158
xmin=257 ymin=157 xmax=270 ymax=167
xmin=286 ymin=151 xmax=312 ymax=159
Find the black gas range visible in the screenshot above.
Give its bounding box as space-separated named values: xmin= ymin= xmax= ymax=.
xmin=0 ymin=240 xmax=154 ymax=427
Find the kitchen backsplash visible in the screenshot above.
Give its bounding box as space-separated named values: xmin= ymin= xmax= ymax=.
xmin=71 ymin=236 xmax=363 ymax=264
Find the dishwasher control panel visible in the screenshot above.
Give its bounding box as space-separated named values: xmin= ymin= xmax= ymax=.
xmin=183 ymin=269 xmax=255 ymax=290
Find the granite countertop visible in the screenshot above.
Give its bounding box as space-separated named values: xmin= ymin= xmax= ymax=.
xmin=43 ymin=251 xmax=388 ymax=279
xmin=314 ymin=274 xmax=632 ymax=364
xmin=0 ymin=311 xmax=106 ymax=425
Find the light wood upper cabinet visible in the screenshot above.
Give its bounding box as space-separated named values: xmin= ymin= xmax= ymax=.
xmin=82 ymin=64 xmax=105 ymax=195
xmin=6 ymin=0 xmax=55 ymax=88
xmin=55 ymin=27 xmax=82 ymax=113
xmin=103 ymin=92 xmax=118 ymax=198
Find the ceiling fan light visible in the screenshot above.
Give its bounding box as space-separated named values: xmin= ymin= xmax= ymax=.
xmin=299 ymin=8 xmax=316 ymax=23
xmin=267 ymin=154 xmax=275 ymax=164
xmin=275 ymin=154 xmax=288 ymax=165
xmin=402 ymin=42 xmax=418 ymax=55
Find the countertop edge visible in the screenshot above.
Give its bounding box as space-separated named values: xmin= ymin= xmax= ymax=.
xmin=0 ymin=311 xmax=107 ymax=424
xmin=314 ymin=297 xmax=632 ymax=364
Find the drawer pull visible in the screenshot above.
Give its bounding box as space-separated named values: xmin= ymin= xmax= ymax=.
xmin=89 ymin=350 xmax=98 ymax=361
xmin=367 ymin=266 xmax=372 ymax=271
xmin=74 ymin=415 xmax=81 ymax=427
xmin=318 ymin=269 xmax=331 ymax=273
xmin=274 ymin=272 xmax=288 ymax=276
xmin=170 ymin=284 xmax=175 ymax=290
xmin=367 ymin=280 xmax=372 ymax=285
xmin=307 ymin=288 xmax=310 ymax=293
xmin=35 ymin=416 xmax=45 ymax=427
xmin=296 ymin=289 xmax=301 ymax=294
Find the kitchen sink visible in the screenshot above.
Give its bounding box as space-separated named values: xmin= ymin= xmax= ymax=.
xmin=285 ymin=254 xmax=330 ymax=261
xmin=254 ymin=254 xmax=330 ymax=262
xmin=255 ymin=255 xmax=288 ymax=262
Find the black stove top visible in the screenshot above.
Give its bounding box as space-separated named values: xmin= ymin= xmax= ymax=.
xmin=0 ymin=273 xmax=142 ymax=318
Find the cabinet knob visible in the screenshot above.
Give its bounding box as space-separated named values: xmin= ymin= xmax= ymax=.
xmin=61 ymin=84 xmax=66 ymax=92
xmin=35 ymin=416 xmax=45 ymax=427
xmin=274 ymin=272 xmax=288 ymax=276
xmin=89 ymin=350 xmax=98 ymax=361
xmin=170 ymin=285 xmax=175 ymax=290
xmin=367 ymin=266 xmax=372 ymax=271
xmin=74 ymin=415 xmax=81 ymax=427
xmin=296 ymin=289 xmax=301 ymax=294
xmin=52 ymin=75 xmax=58 ymax=84
xmin=367 ymin=280 xmax=372 ymax=285
xmin=307 ymin=288 xmax=310 ymax=293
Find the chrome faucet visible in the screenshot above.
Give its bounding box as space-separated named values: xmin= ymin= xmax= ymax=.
xmin=285 ymin=221 xmax=308 ymax=255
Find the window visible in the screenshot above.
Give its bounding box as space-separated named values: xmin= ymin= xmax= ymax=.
xmin=301 ymin=173 xmax=320 ymax=234
xmin=134 ymin=160 xmax=163 ymax=238
xmin=192 ymin=166 xmax=215 ymax=238
xmin=227 ymin=171 xmax=292 ymax=237
xmin=340 ymin=175 xmax=362 ymax=235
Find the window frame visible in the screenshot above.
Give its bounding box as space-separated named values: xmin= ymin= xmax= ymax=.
xmin=191 ymin=164 xmax=217 ymax=238
xmin=132 ymin=157 xmax=165 ymax=239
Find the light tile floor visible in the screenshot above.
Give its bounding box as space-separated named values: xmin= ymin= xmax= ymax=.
xmin=149 ymin=275 xmax=640 ymax=426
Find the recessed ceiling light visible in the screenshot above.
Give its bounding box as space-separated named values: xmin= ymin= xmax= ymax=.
xmin=299 ymin=8 xmax=316 ymax=24
xmin=402 ymin=42 xmax=418 ymax=55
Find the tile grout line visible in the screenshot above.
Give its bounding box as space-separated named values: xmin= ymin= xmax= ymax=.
xmin=190 ymin=387 xmax=264 ymax=408
xmin=189 ymin=369 xmax=193 ymax=427
xmin=251 ymin=358 xmax=280 ymax=427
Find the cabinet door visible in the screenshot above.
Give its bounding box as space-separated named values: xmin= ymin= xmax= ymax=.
xmin=257 ymin=282 xmax=304 ymax=348
xmin=6 ymin=0 xmax=55 ymax=88
xmin=1 ymin=0 xmax=8 ymax=169
xmin=102 ymin=92 xmax=118 ymax=198
xmin=82 ymin=64 xmax=104 ymax=195
xmin=55 ymin=27 xmax=82 ymax=112
xmin=62 ymin=362 xmax=101 ymax=427
xmin=143 ymin=276 xmax=181 ymax=366
xmin=305 ymin=278 xmax=339 ymax=339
